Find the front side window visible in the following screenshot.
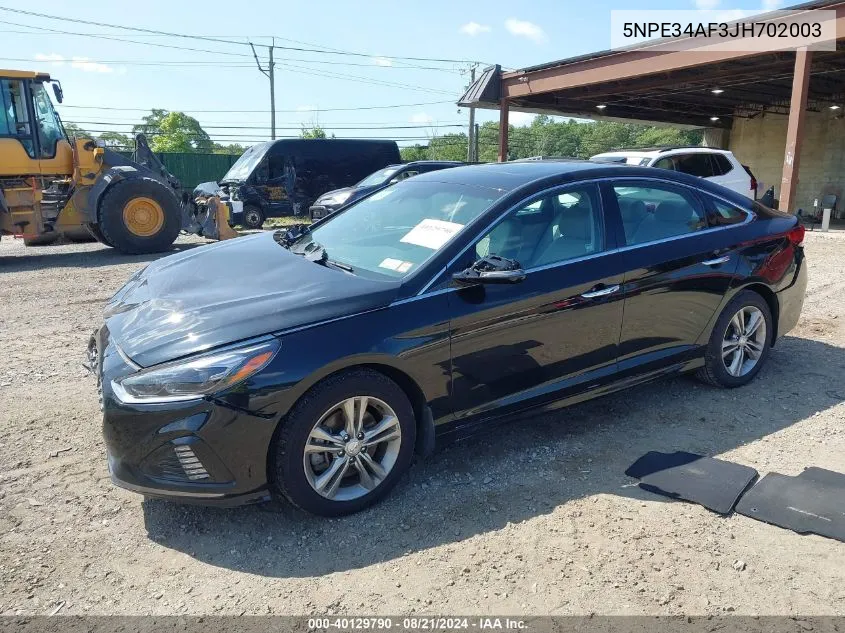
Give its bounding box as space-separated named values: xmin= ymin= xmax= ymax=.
xmin=297 ymin=181 xmax=503 ymax=279
xmin=0 ymin=79 xmax=34 ymax=157
xmin=613 ymin=183 xmax=706 ymax=246
xmin=475 ymin=184 xmax=603 ymax=269
xmin=30 ymin=82 xmax=64 ymax=158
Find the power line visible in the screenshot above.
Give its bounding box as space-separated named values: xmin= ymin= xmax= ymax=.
xmin=55 ymin=100 xmax=456 ymax=113
xmin=69 ymin=121 xmax=466 ymax=131
xmin=0 ymin=55 xmax=454 ymax=71
xmin=0 ymin=6 xmax=483 ymax=66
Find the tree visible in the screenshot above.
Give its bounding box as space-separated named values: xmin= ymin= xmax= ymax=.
xmin=213 ymin=142 xmax=246 ymax=155
xmin=400 ymin=144 xmax=428 ymax=161
xmin=427 ymin=133 xmax=468 ymax=161
xmin=300 ymin=124 xmax=329 ymax=139
xmin=63 ymin=122 xmax=91 ymax=140
xmin=133 ymin=109 xmax=213 ymax=153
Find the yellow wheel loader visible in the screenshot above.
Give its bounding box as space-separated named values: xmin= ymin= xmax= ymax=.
xmin=0 ymin=70 xmax=235 ymax=254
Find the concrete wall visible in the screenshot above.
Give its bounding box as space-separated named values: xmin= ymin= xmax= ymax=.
xmin=729 ymin=110 xmax=845 ymax=215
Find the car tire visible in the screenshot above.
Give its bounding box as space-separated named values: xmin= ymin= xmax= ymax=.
xmin=271 ymin=368 xmax=417 ymax=517
xmin=697 ymin=289 xmax=773 ymax=388
xmin=98 ymin=177 xmax=181 ymax=254
xmin=242 ymin=206 xmax=264 ymax=229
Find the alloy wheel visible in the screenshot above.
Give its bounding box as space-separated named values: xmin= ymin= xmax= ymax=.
xmin=721 ymin=305 xmax=767 ymax=377
xmin=303 ymin=396 xmax=402 ymax=501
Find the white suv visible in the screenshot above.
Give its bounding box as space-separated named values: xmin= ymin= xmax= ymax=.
xmin=590 ymin=147 xmax=757 ymax=199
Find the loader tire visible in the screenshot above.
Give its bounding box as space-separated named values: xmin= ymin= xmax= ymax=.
xmin=84 ymin=223 xmax=113 ymax=247
xmin=98 ymin=178 xmax=181 ymax=255
xmin=23 ymin=232 xmax=59 ymax=247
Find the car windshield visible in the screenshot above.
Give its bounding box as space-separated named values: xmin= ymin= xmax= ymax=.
xmin=296 ymin=180 xmax=503 ymax=279
xmin=357 ymin=166 xmax=401 ymax=187
xmin=220 ymin=142 xmax=270 ymax=182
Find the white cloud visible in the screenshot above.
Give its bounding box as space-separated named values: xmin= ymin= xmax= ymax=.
xmin=761 ymin=0 xmax=784 ymax=9
xmin=71 ymin=57 xmax=114 ymax=74
xmin=504 ymin=18 xmax=547 ymax=44
xmin=409 ymin=112 xmax=434 ymax=124
xmin=372 ymin=56 xmax=393 ymax=67
xmin=693 ymin=0 xmax=720 ymax=8
xmin=509 ymin=111 xmax=536 ymax=126
xmin=459 ymin=22 xmax=491 ymax=36
xmin=35 ymin=53 xmax=65 ymax=66
xmin=36 ymin=53 xmax=116 ymax=73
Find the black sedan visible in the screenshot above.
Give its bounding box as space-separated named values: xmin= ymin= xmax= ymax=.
xmin=308 ymin=160 xmax=463 ymax=220
xmin=91 ymin=161 xmax=807 ymax=516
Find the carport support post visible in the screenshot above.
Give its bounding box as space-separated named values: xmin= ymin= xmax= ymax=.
xmin=780 ymin=47 xmax=812 ymax=213
xmin=498 ymin=99 xmax=509 ymax=162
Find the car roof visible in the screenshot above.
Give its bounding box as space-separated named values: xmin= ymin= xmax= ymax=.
xmin=593 ymin=147 xmax=733 ymax=158
xmin=408 ymin=159 xmax=621 ymax=192
xmin=406 ymin=159 xmax=751 ymax=204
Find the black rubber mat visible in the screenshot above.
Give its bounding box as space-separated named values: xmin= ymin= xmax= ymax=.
xmin=798 ymin=466 xmax=845 ymax=487
xmin=625 ymin=451 xmax=758 ymax=514
xmin=736 ymin=472 xmax=845 ymax=542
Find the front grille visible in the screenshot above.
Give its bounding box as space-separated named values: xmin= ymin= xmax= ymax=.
xmin=173 ymin=445 xmax=210 ymax=480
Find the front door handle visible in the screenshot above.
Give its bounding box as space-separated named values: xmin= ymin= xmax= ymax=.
xmin=581 ymin=284 xmax=620 ymax=299
xmin=701 ymin=255 xmax=731 ymax=266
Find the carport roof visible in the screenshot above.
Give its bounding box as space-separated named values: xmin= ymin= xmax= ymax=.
xmin=459 ymin=0 xmax=845 ymax=129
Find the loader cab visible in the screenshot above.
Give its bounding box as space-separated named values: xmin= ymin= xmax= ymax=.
xmin=0 ymin=70 xmax=72 ymax=177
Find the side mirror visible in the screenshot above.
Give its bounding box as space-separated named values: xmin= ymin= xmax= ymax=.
xmin=51 ymin=81 xmax=64 ymax=103
xmin=453 ymin=255 xmax=526 ymax=286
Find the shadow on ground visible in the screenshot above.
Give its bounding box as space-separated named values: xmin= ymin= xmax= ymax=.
xmin=0 ymin=241 xmax=207 ymax=273
xmin=142 ymin=334 xmax=845 ymax=578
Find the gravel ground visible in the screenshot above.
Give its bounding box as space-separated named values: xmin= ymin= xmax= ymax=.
xmin=1 ymin=231 xmax=844 ymax=617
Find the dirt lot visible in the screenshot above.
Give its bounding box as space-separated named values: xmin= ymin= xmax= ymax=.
xmin=1 ymin=232 xmax=844 ymax=617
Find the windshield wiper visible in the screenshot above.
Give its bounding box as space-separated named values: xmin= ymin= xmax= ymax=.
xmin=326 ymin=258 xmax=354 ymax=272
xmin=273 ymin=223 xmax=311 ymax=249
xmin=290 ymin=239 xmax=354 ymax=272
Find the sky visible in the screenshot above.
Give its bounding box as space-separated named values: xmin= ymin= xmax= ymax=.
xmin=0 ymin=0 xmax=787 ymax=148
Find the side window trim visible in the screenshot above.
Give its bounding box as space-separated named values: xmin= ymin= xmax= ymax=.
xmin=415 ymin=179 xmax=609 ymax=295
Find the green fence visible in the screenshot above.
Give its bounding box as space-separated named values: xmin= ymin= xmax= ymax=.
xmin=117 ymin=152 xmax=240 ymax=189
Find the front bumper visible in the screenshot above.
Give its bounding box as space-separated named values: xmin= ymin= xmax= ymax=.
xmin=91 ymin=327 xmax=274 ymax=507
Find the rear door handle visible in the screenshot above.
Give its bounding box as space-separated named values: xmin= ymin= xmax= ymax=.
xmin=701 ymin=255 xmax=731 ymax=266
xmin=581 ymin=284 xmax=620 ymax=299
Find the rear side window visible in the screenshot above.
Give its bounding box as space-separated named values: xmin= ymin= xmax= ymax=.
xmin=712 ymin=154 xmax=734 ymax=175
xmin=613 ymin=183 xmax=707 ymax=246
xmin=705 ymin=196 xmax=749 ymax=226
xmin=674 ymin=153 xmax=715 ymax=178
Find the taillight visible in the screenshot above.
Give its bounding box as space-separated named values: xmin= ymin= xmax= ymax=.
xmin=787 ymin=224 xmax=805 ymax=247
xmin=750 ymin=175 xmax=758 ymax=192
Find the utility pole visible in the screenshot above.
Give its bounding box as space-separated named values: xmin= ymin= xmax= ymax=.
xmin=268 ymin=43 xmax=276 ymax=140
xmin=467 ymin=64 xmax=477 ymax=162
xmin=250 ymin=40 xmax=276 ymax=140
xmin=474 ymin=123 xmax=479 ymax=164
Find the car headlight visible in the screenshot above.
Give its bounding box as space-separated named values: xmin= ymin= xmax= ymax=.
xmin=322 ymin=191 xmax=352 ymax=206
xmin=112 ymin=338 xmax=280 ymax=403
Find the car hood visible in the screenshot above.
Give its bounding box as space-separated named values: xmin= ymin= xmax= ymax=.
xmin=104 ymin=232 xmax=400 ymax=367
xmin=318 ymin=185 xmax=379 ymax=205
